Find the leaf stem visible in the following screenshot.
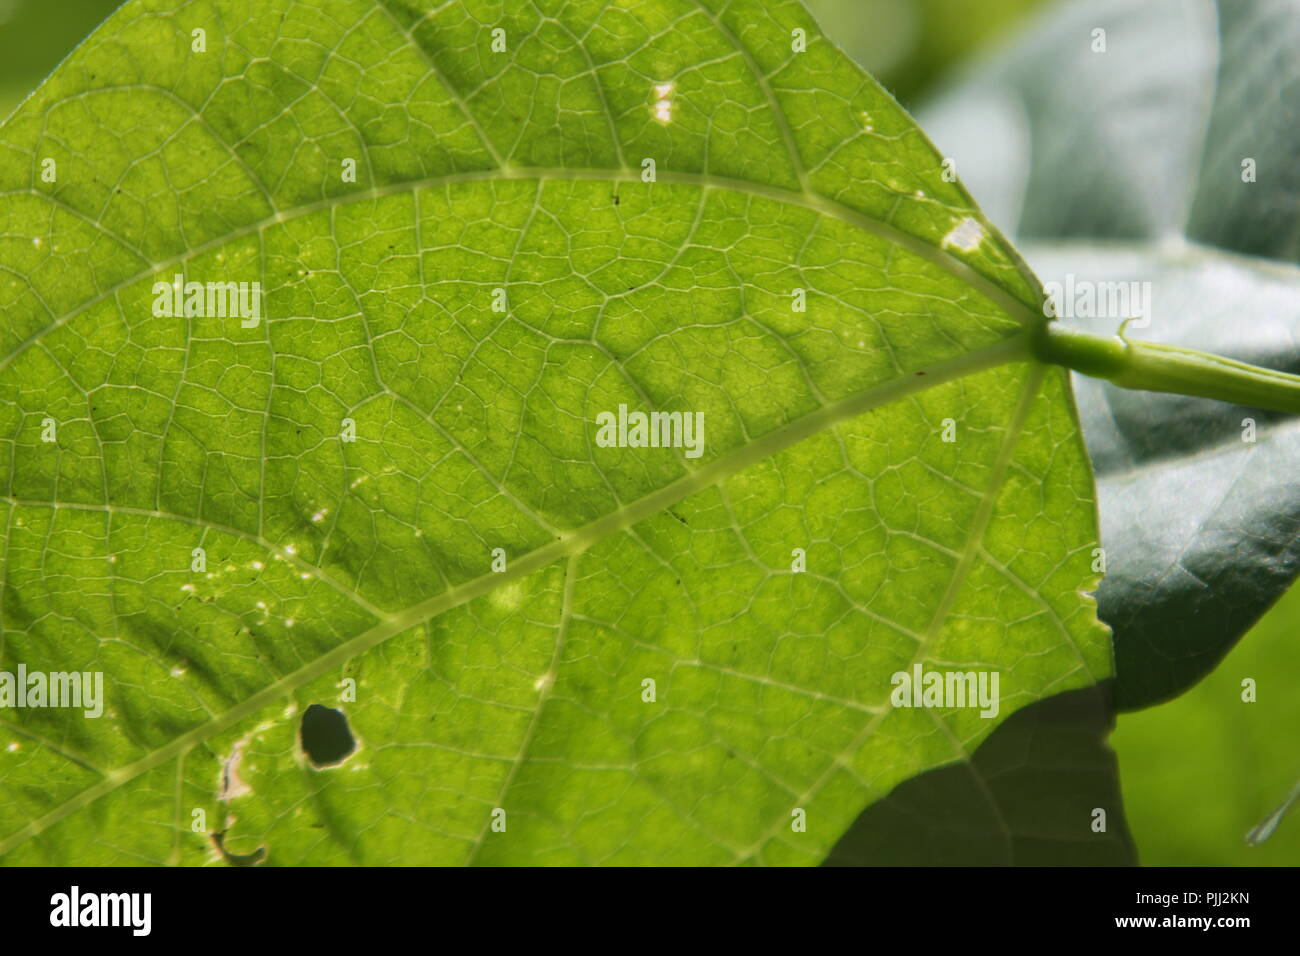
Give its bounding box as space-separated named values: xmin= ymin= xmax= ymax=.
xmin=1033 ymin=322 xmax=1300 ymax=414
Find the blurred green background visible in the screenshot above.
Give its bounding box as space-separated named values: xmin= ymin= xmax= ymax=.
xmin=804 ymin=0 xmax=1045 ymax=102
xmin=2 ymin=0 xmax=1295 ymax=866
xmin=1112 ymin=582 xmax=1300 ymax=865
xmin=0 ymin=0 xmax=124 ymax=117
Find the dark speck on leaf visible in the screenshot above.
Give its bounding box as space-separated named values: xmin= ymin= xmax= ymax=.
xmin=916 ymin=370 xmax=926 ymax=376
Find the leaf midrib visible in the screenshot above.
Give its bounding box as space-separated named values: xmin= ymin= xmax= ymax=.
xmin=0 ymin=164 xmax=1041 ymax=376
xmin=0 ymin=330 xmax=1033 ymax=857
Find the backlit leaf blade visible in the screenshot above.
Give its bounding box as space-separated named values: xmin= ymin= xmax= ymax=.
xmin=0 ymin=0 xmax=1108 ymax=865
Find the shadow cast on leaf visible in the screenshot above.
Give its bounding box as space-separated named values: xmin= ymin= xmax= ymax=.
xmin=824 ymin=684 xmax=1136 ymax=866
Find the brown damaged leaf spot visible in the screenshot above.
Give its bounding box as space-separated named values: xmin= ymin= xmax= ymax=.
xmin=219 ymin=740 xmax=253 ymax=801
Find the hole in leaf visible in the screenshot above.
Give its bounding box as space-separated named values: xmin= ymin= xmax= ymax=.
xmin=300 ymin=704 xmax=355 ymax=767
xmin=212 ymin=830 xmax=267 ymax=867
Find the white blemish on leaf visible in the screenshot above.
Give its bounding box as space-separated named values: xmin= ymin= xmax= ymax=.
xmin=652 ymin=81 xmax=675 ymax=123
xmin=942 ymin=217 xmax=984 ymax=252
xmin=219 ymin=741 xmax=253 ymax=800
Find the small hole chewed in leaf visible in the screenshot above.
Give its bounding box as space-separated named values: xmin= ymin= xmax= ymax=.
xmin=300 ymin=704 xmax=356 ymax=768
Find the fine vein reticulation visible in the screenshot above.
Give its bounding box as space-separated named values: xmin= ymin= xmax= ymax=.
xmin=0 ymin=0 xmax=1109 ymax=865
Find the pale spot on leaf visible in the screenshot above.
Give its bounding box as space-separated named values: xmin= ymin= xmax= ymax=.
xmin=942 ymin=217 xmax=985 ymax=252
xmin=653 ymin=81 xmax=675 ymax=123
xmin=491 ymin=579 xmax=525 ymax=611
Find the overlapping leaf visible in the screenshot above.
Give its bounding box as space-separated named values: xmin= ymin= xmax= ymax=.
xmin=921 ymin=0 xmax=1300 ymax=709
xmin=827 ymin=684 xmax=1136 ymax=866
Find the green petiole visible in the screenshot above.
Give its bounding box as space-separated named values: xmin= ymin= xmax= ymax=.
xmin=1033 ymin=321 xmax=1300 ymax=414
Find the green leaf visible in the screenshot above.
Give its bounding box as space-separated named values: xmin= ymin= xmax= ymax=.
xmin=0 ymin=0 xmax=1109 ymax=865
xmin=1112 ymin=576 xmax=1300 ymax=865
xmin=920 ymin=0 xmax=1300 ymax=710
